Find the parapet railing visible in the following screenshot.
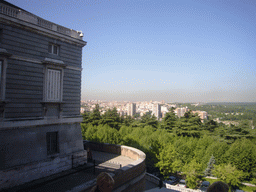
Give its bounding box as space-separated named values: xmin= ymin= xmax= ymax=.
xmin=146 ymin=173 xmax=160 ymax=186
xmin=165 ymin=183 xmax=201 ymax=192
xmin=146 ymin=173 xmax=201 ymax=192
xmin=0 ymin=2 xmax=83 ymax=40
xmin=83 ymin=141 xmax=146 ymax=192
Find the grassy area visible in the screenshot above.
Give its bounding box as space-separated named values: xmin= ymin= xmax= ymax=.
xmin=202 ymin=178 xmax=256 ymax=192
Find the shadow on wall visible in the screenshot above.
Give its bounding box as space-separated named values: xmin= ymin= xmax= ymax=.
xmin=83 ymin=140 xmax=146 ymax=192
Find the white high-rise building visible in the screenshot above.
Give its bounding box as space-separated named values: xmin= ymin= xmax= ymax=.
xmin=152 ymin=103 xmax=161 ymax=119
xmin=127 ymin=103 xmax=136 ymax=117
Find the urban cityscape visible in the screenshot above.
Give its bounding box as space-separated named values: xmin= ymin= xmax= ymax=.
xmin=81 ymin=100 xmax=208 ymax=121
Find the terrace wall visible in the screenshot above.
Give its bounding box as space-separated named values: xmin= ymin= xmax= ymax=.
xmin=83 ymin=141 xmax=146 ymax=192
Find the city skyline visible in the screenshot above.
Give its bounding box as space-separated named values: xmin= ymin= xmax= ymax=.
xmin=10 ymin=0 xmax=256 ymax=102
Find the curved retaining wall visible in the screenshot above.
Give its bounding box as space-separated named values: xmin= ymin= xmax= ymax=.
xmin=82 ymin=141 xmax=146 ymax=192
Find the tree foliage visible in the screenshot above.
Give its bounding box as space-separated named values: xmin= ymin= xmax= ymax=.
xmin=204 ymin=155 xmax=215 ymax=176
xmin=213 ymin=164 xmax=245 ymax=188
xmin=156 ymin=144 xmax=176 ymax=176
xmin=81 ymin=105 xmax=256 ymax=188
xmin=183 ymin=159 xmax=202 ymax=189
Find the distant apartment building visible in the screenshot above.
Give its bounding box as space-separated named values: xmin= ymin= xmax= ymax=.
xmin=152 ymin=103 xmax=161 ymax=119
xmin=80 ymin=107 xmax=86 ymax=114
xmin=175 ymin=107 xmax=189 ymax=118
xmin=161 ymin=111 xmax=167 ymax=119
xmin=118 ymin=110 xmax=125 ymax=116
xmin=127 ymin=103 xmax=136 ymax=117
xmin=192 ymin=110 xmax=208 ymax=120
xmin=161 ymin=105 xmax=169 ymax=113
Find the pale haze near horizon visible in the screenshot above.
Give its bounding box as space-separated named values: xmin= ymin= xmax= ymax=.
xmin=8 ymin=0 xmax=256 ymax=103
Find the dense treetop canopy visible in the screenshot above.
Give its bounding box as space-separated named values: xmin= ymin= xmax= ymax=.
xmin=81 ymin=105 xmax=256 ymax=189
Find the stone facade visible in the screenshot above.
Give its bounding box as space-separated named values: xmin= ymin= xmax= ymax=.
xmin=0 ymin=150 xmax=86 ymax=189
xmin=0 ymin=1 xmax=87 ymax=190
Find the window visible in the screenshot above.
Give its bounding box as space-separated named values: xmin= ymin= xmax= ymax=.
xmin=48 ymin=43 xmax=59 ymax=55
xmin=0 ymin=51 xmax=11 ymax=101
xmin=0 ymin=29 xmax=2 ymax=45
xmin=46 ymin=69 xmax=61 ymax=101
xmin=47 ymin=132 xmax=59 ymax=155
xmin=0 ymin=60 xmax=2 ymax=95
xmin=42 ymin=58 xmax=65 ymax=118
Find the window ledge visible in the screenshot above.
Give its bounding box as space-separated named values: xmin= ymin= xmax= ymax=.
xmin=0 ymin=117 xmax=83 ymax=129
xmin=41 ymin=101 xmax=65 ymax=104
xmin=0 ymin=48 xmax=12 ymax=57
xmin=0 ymin=100 xmax=8 ymax=104
xmin=42 ymin=58 xmax=67 ymax=67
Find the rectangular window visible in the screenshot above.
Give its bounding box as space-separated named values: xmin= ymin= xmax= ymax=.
xmin=0 ymin=29 xmax=2 ymax=45
xmin=46 ymin=69 xmax=61 ymax=101
xmin=48 ymin=43 xmax=59 ymax=55
xmin=47 ymin=132 xmax=58 ymax=155
xmin=0 ymin=60 xmax=2 ymax=87
xmin=0 ymin=60 xmax=3 ymax=98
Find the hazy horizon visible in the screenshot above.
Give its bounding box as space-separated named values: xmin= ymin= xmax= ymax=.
xmin=10 ymin=0 xmax=256 ymax=103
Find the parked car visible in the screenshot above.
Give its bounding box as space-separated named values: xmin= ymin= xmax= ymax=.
xmin=200 ymin=181 xmax=210 ymax=191
xmin=176 ymin=179 xmax=187 ymax=188
xmin=234 ymin=190 xmax=244 ymax=192
xmin=164 ymin=176 xmax=179 ymax=185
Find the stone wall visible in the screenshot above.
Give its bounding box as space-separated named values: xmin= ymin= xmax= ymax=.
xmin=82 ymin=141 xmax=146 ymax=192
xmin=84 ymin=141 xmax=121 ymax=154
xmin=146 ymin=172 xmax=160 ymax=186
xmin=0 ymin=123 xmax=84 ymax=169
xmin=0 ymin=150 xmax=86 ymax=190
xmin=0 ymin=122 xmax=87 ymax=191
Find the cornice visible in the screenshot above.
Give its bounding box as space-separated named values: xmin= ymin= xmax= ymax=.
xmin=0 ymin=14 xmax=87 ymax=47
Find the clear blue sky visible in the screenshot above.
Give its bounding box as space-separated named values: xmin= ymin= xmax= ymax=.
xmin=8 ymin=0 xmax=256 ymax=102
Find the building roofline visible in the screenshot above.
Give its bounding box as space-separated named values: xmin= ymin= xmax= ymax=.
xmin=0 ymin=1 xmax=87 ymax=46
xmin=0 ymin=0 xmax=26 ymax=12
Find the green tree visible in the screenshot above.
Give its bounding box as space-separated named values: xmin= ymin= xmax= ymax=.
xmin=156 ymin=144 xmax=176 ymax=176
xmin=174 ymin=112 xmax=202 ymax=138
xmin=82 ymin=111 xmax=90 ymax=123
xmin=204 ymin=155 xmax=215 ymax=176
xmin=225 ymin=138 xmax=256 ymax=178
xmin=100 ymin=107 xmax=121 ymax=130
xmin=183 ymin=159 xmax=202 ymax=189
xmin=203 ymin=141 xmax=229 ymax=165
xmin=122 ymin=115 xmax=134 ymax=126
xmin=83 ymin=124 xmax=99 ymax=141
xmin=174 ymin=137 xmax=197 ymax=165
xmin=204 ymin=119 xmax=218 ymax=132
xmin=140 ymin=113 xmax=158 ymax=128
xmin=87 ymin=104 xmax=101 ymax=126
xmin=193 ymin=136 xmax=214 ymax=164
xmin=162 ymin=108 xmax=177 ymax=131
xmin=213 ymin=164 xmax=245 ymax=188
xmin=96 ymin=124 xmax=122 ymax=144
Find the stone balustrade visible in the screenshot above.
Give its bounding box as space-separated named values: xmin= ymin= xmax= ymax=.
xmin=0 ymin=2 xmax=83 ymax=40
